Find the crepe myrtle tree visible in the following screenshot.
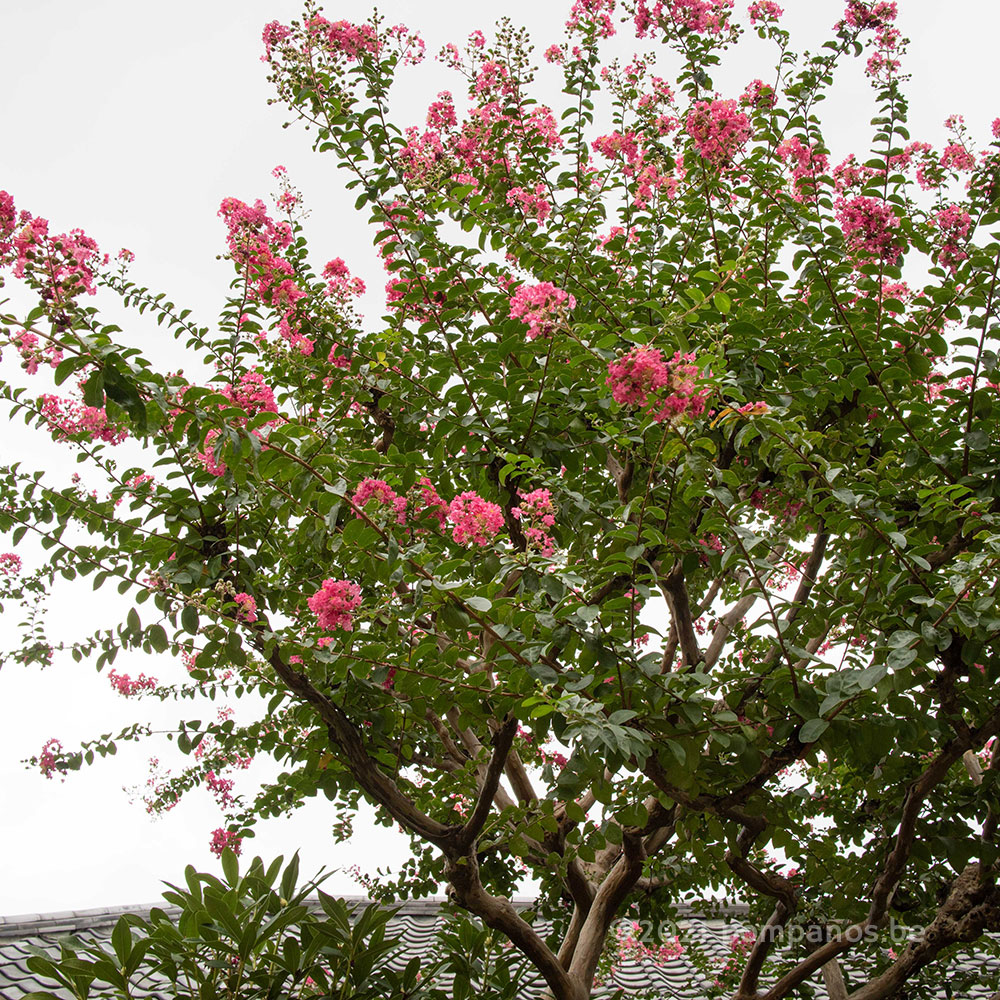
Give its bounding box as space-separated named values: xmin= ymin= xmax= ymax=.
xmin=3 ymin=0 xmax=1000 ymax=997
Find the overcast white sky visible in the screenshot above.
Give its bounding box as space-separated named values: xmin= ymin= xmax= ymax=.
xmin=2 ymin=0 xmax=998 ymax=917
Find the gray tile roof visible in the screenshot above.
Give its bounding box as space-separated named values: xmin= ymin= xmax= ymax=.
xmin=1 ymin=898 xmax=997 ymax=999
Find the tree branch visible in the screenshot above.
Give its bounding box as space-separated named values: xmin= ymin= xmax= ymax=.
xmin=457 ymin=715 xmax=518 ymax=851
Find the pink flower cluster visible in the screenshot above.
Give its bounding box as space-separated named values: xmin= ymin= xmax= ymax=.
xmin=218 ymin=197 xmax=311 ymax=354
xmin=614 ymin=919 xmax=685 ymax=966
xmin=415 ymin=476 xmax=450 ymax=528
xmin=686 ymin=99 xmax=751 ymax=167
xmin=474 ymin=60 xmax=516 ymax=97
xmin=197 ymin=429 xmax=228 ymax=478
xmin=842 ymin=0 xmax=896 ymax=30
xmin=593 ymin=130 xmax=682 ymax=207
xmin=835 ymin=195 xmax=900 ymax=263
xmin=832 ymin=153 xmax=873 ymax=192
xmin=306 ymin=16 xmax=380 ymax=60
xmin=222 ymin=370 xmax=278 ymax=417
xmin=323 ymin=257 xmax=366 ymax=300
xmin=195 ymin=372 xmax=279 ymax=477
xmin=933 ymin=203 xmax=972 ymax=273
xmin=38 ymin=738 xmax=67 ymax=781
xmin=0 ymin=191 xmax=106 ymax=305
xmin=635 ymin=0 xmax=733 ymax=36
xmin=566 ymin=0 xmax=617 ymax=38
xmin=448 ymin=491 xmax=504 ymax=546
xmin=398 ymin=127 xmax=450 ymax=184
xmin=233 ymin=592 xmax=258 ymax=623
xmin=308 ymin=578 xmax=362 ymax=632
xmin=205 ymin=770 xmax=235 ymax=808
xmin=353 ymin=478 xmax=408 ymax=524
xmin=775 ymin=136 xmax=828 ymax=201
xmin=427 ymin=91 xmax=457 ymax=129
xmin=507 ymin=184 xmax=552 ymax=225
xmin=941 ymin=142 xmax=976 ymax=173
xmin=747 ymin=0 xmax=783 ymax=22
xmin=607 ymin=347 xmax=707 ymax=422
xmin=392 ymin=75 xmax=563 ymax=198
xmin=509 ymin=282 xmax=576 ymax=339
xmin=741 ymin=79 xmax=776 ymax=109
xmin=108 ymin=669 xmax=158 ymax=697
xmin=0 ymin=553 xmax=21 ymax=576
xmin=38 ymin=393 xmax=128 ymax=445
xmin=209 ymin=828 xmax=243 ymax=857
xmin=864 ymin=19 xmax=902 ymax=82
xmin=513 ymin=488 xmax=557 ymax=556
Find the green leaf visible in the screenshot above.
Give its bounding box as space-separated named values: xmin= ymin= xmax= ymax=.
xmin=180 ymin=605 xmax=199 ymax=635
xmin=147 ymin=624 xmax=169 ymax=653
xmin=799 ymin=719 xmax=829 ymax=743
xmin=221 ymin=847 xmax=240 ymax=886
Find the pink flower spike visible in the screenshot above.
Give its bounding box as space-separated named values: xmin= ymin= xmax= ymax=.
xmin=210 ymin=828 xmax=242 ymax=857
xmin=448 ymin=491 xmax=504 ymax=546
xmin=509 ymin=282 xmax=576 ymax=340
xmin=308 ymin=578 xmax=362 ymax=631
xmin=0 ymin=553 xmax=21 ymax=576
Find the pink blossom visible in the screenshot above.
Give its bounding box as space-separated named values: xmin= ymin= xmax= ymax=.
xmin=233 ymin=592 xmax=258 ymax=623
xmin=426 ymin=91 xmax=457 ymax=129
xmin=941 ymin=142 xmax=976 ymax=173
xmin=352 ymin=478 xmax=408 ymax=524
xmin=506 ymin=184 xmax=552 ymax=224
xmin=606 ymin=347 xmax=708 ymax=422
xmin=737 ymin=401 xmax=769 ymax=415
xmin=205 ymin=770 xmax=235 ymax=808
xmin=513 ymin=488 xmax=558 ymax=555
xmin=108 ymin=669 xmax=158 ymax=697
xmin=613 ymin=919 xmax=685 ymax=968
xmin=567 ymin=0 xmax=617 ymax=38
xmin=322 ymin=256 xmax=366 ymax=299
xmin=448 ymin=492 xmax=504 ymax=546
xmin=835 ymin=195 xmax=900 ymax=263
xmin=686 ymin=99 xmax=751 ymax=166
xmin=261 ymin=20 xmax=291 ymax=62
xmin=413 ymin=476 xmax=449 ymax=528
xmin=386 ymin=23 xmax=425 ymax=65
xmin=747 ymin=1 xmax=783 ymax=23
xmin=474 ymin=60 xmax=515 ymax=97
xmin=222 ymin=370 xmax=278 ymax=417
xmin=218 ymin=196 xmax=308 ymax=351
xmin=3 ymin=203 xmax=106 ymax=304
xmin=775 ymin=136 xmax=828 ymax=201
xmin=832 ymin=154 xmax=873 ymax=192
xmin=544 ymin=44 xmax=565 ymax=63
xmin=38 ymin=394 xmax=127 ymax=445
xmin=38 ymin=738 xmax=67 ymax=780
xmin=509 ymin=282 xmax=576 ymax=339
xmin=841 ymin=0 xmax=896 ymax=30
xmin=308 ymin=578 xmax=362 ymax=631
xmin=398 ymin=128 xmax=450 ymax=184
xmin=197 ymin=428 xmax=227 ymax=477
xmin=305 ymin=17 xmax=380 ymax=60
xmin=741 ymin=79 xmax=776 ymax=109
xmin=0 ymin=190 xmax=17 ymax=258
xmin=0 ymin=553 xmax=21 ymax=576
xmin=635 ymin=0 xmax=733 ymax=36
xmin=523 ymin=106 xmax=564 ymax=149
xmin=209 ymin=828 xmax=242 ymax=857
xmin=933 ymin=203 xmax=972 ymax=272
